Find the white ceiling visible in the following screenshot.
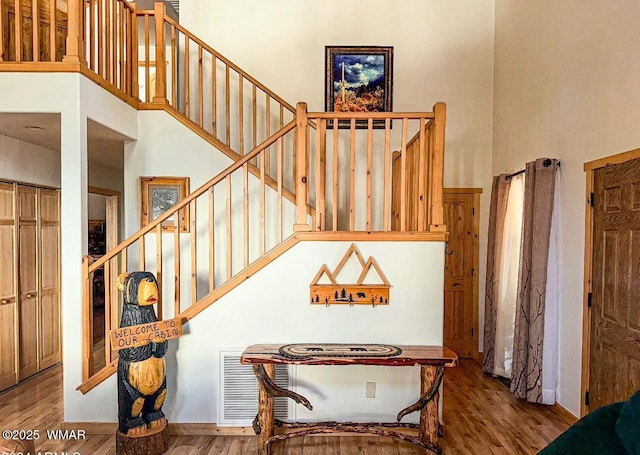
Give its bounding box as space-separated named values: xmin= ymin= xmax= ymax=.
xmin=0 ymin=113 xmax=130 ymax=170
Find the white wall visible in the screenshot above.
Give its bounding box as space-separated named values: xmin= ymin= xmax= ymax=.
xmin=0 ymin=72 xmax=138 ymax=421
xmin=66 ymin=240 xmax=444 ymax=423
xmin=0 ymin=134 xmax=61 ymax=187
xmin=493 ymin=0 xmax=640 ymax=415
xmin=181 ymin=0 xmax=495 ymax=347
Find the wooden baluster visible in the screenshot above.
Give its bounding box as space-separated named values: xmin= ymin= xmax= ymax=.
xmin=64 ymin=0 xmax=85 ymax=63
xmin=430 ymin=102 xmax=446 ymax=231
xmin=252 ymin=85 xmax=257 ymax=150
xmin=97 ymin=0 xmax=103 ymax=73
xmin=127 ymin=7 xmax=134 ymax=95
xmin=0 ymin=1 xmax=5 ymax=61
xmin=152 ymin=2 xmax=166 ymax=102
xmin=366 ymin=118 xmax=373 ymax=231
xmin=190 ymin=200 xmax=197 ymax=306
xmin=49 ymin=0 xmax=56 ymax=61
xmin=198 ymin=47 xmax=204 ymax=127
xmin=109 ymin=256 xmax=120 ymax=350
xmin=426 ymin=123 xmax=434 ymax=228
xmin=209 ymin=187 xmax=215 ymax=292
xmin=144 ymin=14 xmax=150 ymax=101
xmin=349 ymin=118 xmax=356 ymax=231
xmin=400 ymin=118 xmax=408 ymax=232
xmin=277 ymin=137 xmax=283 ymax=242
xmin=119 ymin=1 xmax=125 ymax=89
xmin=104 ymin=0 xmax=111 ymax=82
xmin=103 ymin=260 xmax=113 ymax=365
xmin=131 ymin=7 xmax=139 ymax=98
xmin=225 ymin=65 xmax=230 ymax=146
xmin=226 ymin=175 xmax=232 ymax=280
xmin=265 ymin=95 xmax=271 ymax=176
xmin=125 ymin=5 xmax=130 ymax=89
xmin=170 ymin=25 xmax=176 ymax=105
xmin=316 ymin=119 xmax=327 ymax=231
xmin=211 ymin=55 xmax=217 ymax=137
xmin=238 ymin=74 xmax=244 ymax=155
xmin=155 ymin=224 xmax=163 ymax=319
xmin=184 ymin=35 xmax=190 ymax=115
xmin=243 ymin=162 xmax=249 ymax=268
xmin=332 ymin=121 xmax=339 ymax=231
xmin=417 ymin=118 xmax=427 ymax=232
xmin=294 ymin=103 xmax=309 ymax=232
xmin=32 ymin=0 xmax=40 ymax=61
xmin=82 ymin=257 xmax=94 ymax=381
xmin=104 ymin=262 xmax=112 ymax=365
xmin=13 ymin=0 xmax=21 ymax=62
xmin=260 ymin=152 xmax=266 ymax=254
xmin=383 ymin=118 xmax=391 ymax=231
xmin=139 ymin=235 xmax=146 ymax=270
xmin=111 ymin=0 xmax=117 ymax=82
xmin=174 ymin=214 xmax=180 ymax=316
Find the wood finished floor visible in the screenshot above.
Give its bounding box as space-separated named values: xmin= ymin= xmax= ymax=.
xmin=0 ymin=359 xmax=575 ymax=454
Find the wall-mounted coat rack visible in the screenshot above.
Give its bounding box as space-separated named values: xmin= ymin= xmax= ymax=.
xmin=310 ymin=244 xmax=390 ymax=306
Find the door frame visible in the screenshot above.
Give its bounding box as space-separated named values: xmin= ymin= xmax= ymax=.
xmin=582 ymin=147 xmax=640 ymax=417
xmin=88 ymin=186 xmax=120 ymax=252
xmin=443 ymin=188 xmax=482 ymax=359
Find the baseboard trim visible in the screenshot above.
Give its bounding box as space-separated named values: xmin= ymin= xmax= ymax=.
xmin=62 ymin=422 xmax=254 ymax=436
xmin=551 ymin=404 xmax=578 ymax=425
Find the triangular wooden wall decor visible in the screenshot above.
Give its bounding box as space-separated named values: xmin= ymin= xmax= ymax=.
xmin=310 ymin=244 xmax=390 ymax=306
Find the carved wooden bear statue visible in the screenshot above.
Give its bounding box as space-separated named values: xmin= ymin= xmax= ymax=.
xmin=116 ymin=272 xmax=168 ymax=440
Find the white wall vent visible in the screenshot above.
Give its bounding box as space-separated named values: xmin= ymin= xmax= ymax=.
xmin=218 ymin=350 xmax=291 ymax=426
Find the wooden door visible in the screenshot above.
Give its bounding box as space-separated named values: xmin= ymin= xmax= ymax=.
xmin=443 ymin=190 xmax=480 ymax=358
xmin=0 ymin=183 xmax=18 ymax=390
xmin=590 ymin=158 xmax=640 ymax=410
xmin=39 ymin=189 xmax=61 ymax=369
xmin=17 ymin=185 xmax=39 ymax=380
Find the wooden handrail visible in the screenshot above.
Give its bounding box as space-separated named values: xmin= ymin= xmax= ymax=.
xmin=310 ymin=112 xmax=436 ymax=120
xmin=89 ymin=119 xmax=296 ymax=273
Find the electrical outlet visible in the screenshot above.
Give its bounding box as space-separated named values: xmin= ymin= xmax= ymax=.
xmin=365 ymin=382 xmax=376 ymax=398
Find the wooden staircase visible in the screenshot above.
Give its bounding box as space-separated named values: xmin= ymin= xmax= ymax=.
xmin=0 ymin=0 xmax=447 ymax=393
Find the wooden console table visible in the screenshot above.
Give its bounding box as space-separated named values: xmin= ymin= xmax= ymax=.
xmin=240 ymin=343 xmax=458 ymax=455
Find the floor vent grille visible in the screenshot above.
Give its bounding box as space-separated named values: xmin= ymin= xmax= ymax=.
xmin=219 ymin=351 xmax=289 ymax=425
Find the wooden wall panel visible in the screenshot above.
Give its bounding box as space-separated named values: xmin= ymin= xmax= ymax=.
xmin=0 ymin=182 xmax=60 ymax=390
xmin=39 ymin=292 xmax=60 ymax=368
xmin=0 ymin=203 xmax=17 ymax=389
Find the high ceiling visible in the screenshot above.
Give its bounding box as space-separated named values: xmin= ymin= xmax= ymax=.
xmin=0 ymin=113 xmax=130 ymax=170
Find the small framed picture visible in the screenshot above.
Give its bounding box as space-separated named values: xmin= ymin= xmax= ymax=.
xmin=140 ymin=177 xmax=190 ymax=232
xmin=325 ymin=45 xmax=393 ymax=128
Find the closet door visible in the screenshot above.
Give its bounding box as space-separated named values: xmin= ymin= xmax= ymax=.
xmin=39 ymin=189 xmax=61 ymax=369
xmin=0 ymin=183 xmax=18 ymax=390
xmin=17 ymin=185 xmax=39 ymax=380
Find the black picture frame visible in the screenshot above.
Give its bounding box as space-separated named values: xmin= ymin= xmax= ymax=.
xmin=325 ymin=46 xmax=393 ymax=128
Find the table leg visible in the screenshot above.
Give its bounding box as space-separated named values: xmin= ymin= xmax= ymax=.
xmin=257 ymin=363 xmax=275 ymax=455
xmin=419 ymin=365 xmax=441 ymax=448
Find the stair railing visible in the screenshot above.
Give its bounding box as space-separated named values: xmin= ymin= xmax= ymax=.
xmin=137 ymin=4 xmax=296 ymax=164
xmin=80 ymin=119 xmax=298 ymax=391
xmin=300 ymin=102 xmax=446 ymax=233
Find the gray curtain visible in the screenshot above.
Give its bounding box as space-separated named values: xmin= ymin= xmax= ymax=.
xmin=510 ymin=158 xmax=558 ymax=403
xmin=482 ymin=174 xmax=511 ymax=374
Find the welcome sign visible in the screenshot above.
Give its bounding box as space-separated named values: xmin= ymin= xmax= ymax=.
xmin=110 ymin=318 xmax=184 ymax=350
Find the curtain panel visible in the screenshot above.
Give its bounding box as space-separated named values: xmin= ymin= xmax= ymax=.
xmin=510 ymin=158 xmax=559 ymax=403
xmin=482 ymin=174 xmax=511 ymax=374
